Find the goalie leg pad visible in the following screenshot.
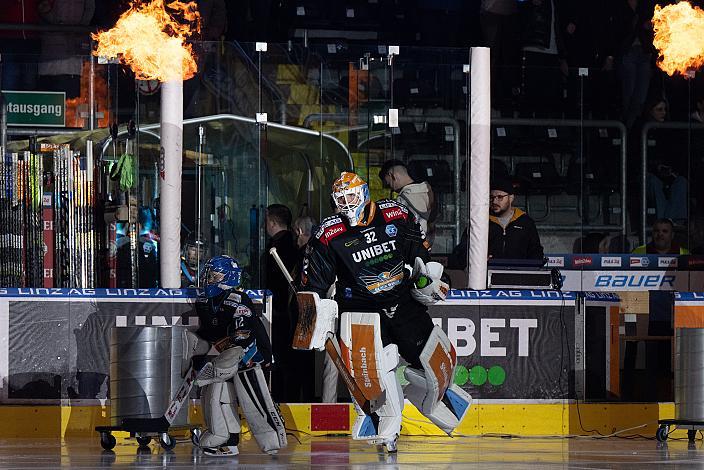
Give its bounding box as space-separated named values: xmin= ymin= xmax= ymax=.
xmin=182 ymin=330 xmax=211 ymax=378
xmin=293 ymin=292 xmax=338 ymax=350
xmin=404 ymin=325 xmax=472 ymax=434
xmin=235 ymin=364 xmax=287 ymax=454
xmin=196 ymin=346 xmax=244 ymax=386
xmin=199 ymin=380 xmax=241 ymax=449
xmin=340 ymin=312 xmax=403 ymax=444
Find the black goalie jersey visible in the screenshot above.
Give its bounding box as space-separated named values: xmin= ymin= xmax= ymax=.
xmin=301 ymin=199 xmax=431 ymax=311
xmin=194 ymin=289 xmax=273 ymax=368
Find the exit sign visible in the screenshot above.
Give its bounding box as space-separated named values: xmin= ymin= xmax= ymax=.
xmin=2 ymin=90 xmax=66 ymax=127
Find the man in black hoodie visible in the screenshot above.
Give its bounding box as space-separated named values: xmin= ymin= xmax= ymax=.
xmin=449 ymin=178 xmax=543 ymax=268
xmin=488 ymin=178 xmax=544 ymax=260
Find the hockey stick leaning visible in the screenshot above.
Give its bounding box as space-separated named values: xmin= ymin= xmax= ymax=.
xmin=268 ymin=247 xmax=381 ymax=416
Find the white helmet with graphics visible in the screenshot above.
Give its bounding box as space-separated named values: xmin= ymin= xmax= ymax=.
xmin=332 ymin=172 xmax=370 ymax=226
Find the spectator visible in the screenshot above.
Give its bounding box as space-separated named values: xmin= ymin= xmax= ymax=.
xmin=632 ymin=218 xmax=689 ymax=254
xmin=479 ymin=0 xmax=521 ymax=113
xmin=611 ymin=0 xmax=656 ymax=129
xmin=573 ymin=232 xmax=608 ymax=253
xmin=637 ymin=98 xmax=688 ymax=224
xmin=379 ymin=159 xmax=437 ymax=244
xmin=448 ymin=178 xmax=543 ymax=269
xmin=488 ymin=177 xmax=544 ymax=260
xmin=264 ymin=203 xmax=297 ymax=401
xmin=518 ymin=0 xmax=569 ymax=117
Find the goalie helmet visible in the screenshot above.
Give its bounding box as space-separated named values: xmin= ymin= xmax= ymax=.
xmin=200 ymin=255 xmax=243 ymax=298
xmin=331 ymin=172 xmax=370 ymax=226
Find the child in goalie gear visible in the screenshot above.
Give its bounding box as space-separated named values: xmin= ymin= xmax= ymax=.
xmin=183 ymin=255 xmax=286 ymax=456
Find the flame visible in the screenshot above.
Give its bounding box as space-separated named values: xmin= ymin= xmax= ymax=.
xmin=92 ymin=0 xmax=200 ymax=82
xmin=653 ymin=1 xmax=704 ymax=77
xmin=65 ymin=61 xmax=111 ymax=128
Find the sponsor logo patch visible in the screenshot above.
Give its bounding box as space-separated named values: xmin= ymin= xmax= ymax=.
xmin=658 ymin=256 xmax=678 ymax=268
xmin=572 ymin=256 xmax=592 ymax=267
xmin=546 ymin=256 xmax=564 ymax=267
xmin=321 ymin=223 xmax=347 ymax=245
xmin=630 ymin=257 xmax=649 ymax=268
xmin=386 ymin=224 xmax=397 ymax=237
xmin=234 ymin=304 xmax=252 ymax=317
xmin=352 ymin=240 xmax=398 ymax=263
xmin=601 ymin=256 xmax=622 ymax=267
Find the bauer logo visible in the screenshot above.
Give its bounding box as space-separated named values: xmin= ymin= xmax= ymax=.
xmin=572 ymin=256 xmax=592 ymax=267
xmin=601 ymin=256 xmax=622 ymax=267
xmin=630 ymin=257 xmax=649 ymax=268
xmin=658 ymin=257 xmax=678 ymax=268
xmin=545 ymin=256 xmax=564 ymax=267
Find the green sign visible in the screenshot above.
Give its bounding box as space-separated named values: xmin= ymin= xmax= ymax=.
xmin=2 ymin=90 xmax=66 ymax=127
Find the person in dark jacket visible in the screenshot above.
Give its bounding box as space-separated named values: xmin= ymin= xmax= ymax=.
xmin=263 ymin=204 xmax=297 ymax=401
xmin=449 ymin=178 xmax=543 ymax=269
xmin=488 ymin=178 xmax=544 ymax=260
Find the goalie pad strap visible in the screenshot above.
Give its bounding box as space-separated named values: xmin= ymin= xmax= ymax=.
xmin=235 ymin=365 xmax=287 ymax=454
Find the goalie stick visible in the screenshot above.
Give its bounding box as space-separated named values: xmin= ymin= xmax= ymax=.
xmin=268 ymin=247 xmax=383 ymax=416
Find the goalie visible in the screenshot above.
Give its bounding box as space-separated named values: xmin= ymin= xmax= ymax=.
xmin=182 ymin=255 xmax=287 ymax=456
xmin=297 ymin=172 xmax=472 ymax=452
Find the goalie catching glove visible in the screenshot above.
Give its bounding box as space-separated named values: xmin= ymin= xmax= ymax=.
xmin=408 ymin=257 xmax=449 ymax=305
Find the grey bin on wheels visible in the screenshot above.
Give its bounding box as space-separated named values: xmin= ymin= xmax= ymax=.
xmin=657 ymin=327 xmax=704 ymax=443
xmin=97 ymin=325 xmax=195 ymax=451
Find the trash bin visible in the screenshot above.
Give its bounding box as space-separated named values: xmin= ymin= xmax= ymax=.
xmin=109 ymin=326 xmax=189 ymax=427
xmin=675 ymin=328 xmax=704 ymax=421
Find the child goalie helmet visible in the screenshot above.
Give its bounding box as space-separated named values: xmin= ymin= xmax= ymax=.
xmin=200 ymin=255 xmax=243 ymax=298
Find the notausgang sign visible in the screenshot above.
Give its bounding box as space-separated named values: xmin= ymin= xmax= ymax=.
xmin=2 ymin=90 xmax=65 ymax=127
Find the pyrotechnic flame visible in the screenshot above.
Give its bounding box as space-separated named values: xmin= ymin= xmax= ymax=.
xmin=653 ymin=1 xmax=704 ymax=77
xmin=92 ymin=0 xmax=200 ymax=82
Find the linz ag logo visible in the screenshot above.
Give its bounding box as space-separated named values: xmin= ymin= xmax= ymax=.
xmin=572 ymin=256 xmax=592 ymax=267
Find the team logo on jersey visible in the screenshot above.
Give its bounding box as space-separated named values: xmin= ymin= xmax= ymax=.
xmin=385 ymin=224 xmax=397 ymax=237
xmin=352 ymin=240 xmax=398 ymax=263
xmin=360 ymin=262 xmax=404 ymax=294
xmin=234 ymin=304 xmax=252 ymax=317
xmin=233 ymin=329 xmax=251 ymax=341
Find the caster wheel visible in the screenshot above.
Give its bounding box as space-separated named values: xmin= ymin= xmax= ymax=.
xmin=136 ymin=435 xmax=151 ymax=447
xmin=191 ymin=428 xmax=202 ymax=446
xmin=159 ymin=433 xmax=176 ymax=451
xmin=100 ymin=432 xmax=117 ymax=450
xmin=656 ymin=425 xmax=669 ymax=442
xmin=688 ymin=429 xmax=697 ymax=443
